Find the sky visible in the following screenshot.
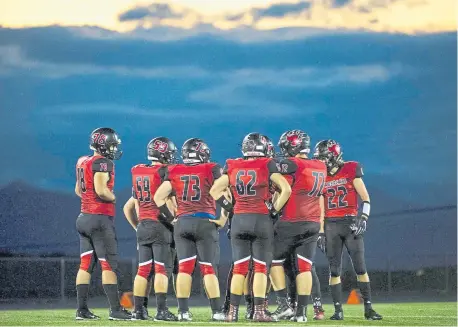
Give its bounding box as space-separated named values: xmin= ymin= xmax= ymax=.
xmin=0 ymin=0 xmax=456 ymax=208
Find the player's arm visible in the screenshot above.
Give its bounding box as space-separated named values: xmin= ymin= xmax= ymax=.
xmin=153 ymin=181 xmax=175 ymax=221
xmin=94 ymin=172 xmax=115 ymax=202
xmin=211 ymin=188 xmax=232 ymax=227
xmin=75 ymin=181 xmax=81 ymax=198
xmin=123 ymin=197 xmax=139 ymax=230
xmin=319 ymin=195 xmax=325 ymax=233
xmin=353 ymin=163 xmax=370 ymax=218
xmin=167 ymin=196 xmax=178 ymax=216
xmin=210 ymin=164 xmax=233 ymax=212
xmin=270 ymin=173 xmax=292 ymax=211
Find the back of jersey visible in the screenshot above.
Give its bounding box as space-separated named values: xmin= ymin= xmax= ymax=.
xmin=280 ymin=157 xmax=327 ymax=222
xmin=131 ymin=164 xmax=167 ymax=220
xmin=167 ymin=163 xmax=222 ymax=218
xmin=76 ymin=155 xmax=115 ymax=217
xmin=225 ymin=157 xmax=278 ymax=215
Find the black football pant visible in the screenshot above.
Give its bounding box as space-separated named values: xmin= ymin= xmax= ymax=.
xmin=325 ymin=218 xmax=367 ymax=277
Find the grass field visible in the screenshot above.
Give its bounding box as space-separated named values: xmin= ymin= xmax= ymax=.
xmin=0 ymin=303 xmax=456 ymax=326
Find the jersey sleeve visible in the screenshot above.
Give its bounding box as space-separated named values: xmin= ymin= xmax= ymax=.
xmin=222 ymin=161 xmax=229 ymax=175
xmin=92 ymin=157 xmax=114 ymax=172
xmin=267 ymin=159 xmax=280 ymax=174
xmin=132 ymin=187 xmax=137 ymax=199
xmin=355 ymin=163 xmax=364 ymax=178
xmin=278 ymin=158 xmax=298 ymax=175
xmin=158 ymin=166 xmax=169 ymax=182
xmin=211 ymin=164 xmax=223 ymax=180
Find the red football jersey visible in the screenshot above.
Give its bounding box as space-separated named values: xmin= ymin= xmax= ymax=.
xmin=225 ymin=157 xmax=279 ymax=215
xmin=279 ymin=158 xmax=327 ymax=223
xmin=131 ymin=164 xmax=167 ymax=221
xmin=76 ymin=155 xmax=115 ymax=216
xmin=323 ymin=161 xmax=363 ymax=219
xmin=167 ymin=163 xmax=222 ymax=218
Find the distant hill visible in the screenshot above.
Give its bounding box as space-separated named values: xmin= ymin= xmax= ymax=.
xmin=0 ymin=181 xmax=455 ymax=270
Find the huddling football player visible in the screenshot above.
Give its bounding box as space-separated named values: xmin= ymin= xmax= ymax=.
xmin=154 ymin=138 xmax=229 ymax=321
xmin=75 ymin=128 xmax=131 ymax=321
xmin=123 ymin=137 xmax=179 ymax=321
xmin=211 ymin=132 xmax=292 ymax=322
xmin=314 ymin=140 xmax=382 ymax=321
xmin=268 ymin=130 xmax=326 ymax=322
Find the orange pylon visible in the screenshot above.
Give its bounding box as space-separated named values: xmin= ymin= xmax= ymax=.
xmin=347 ymin=289 xmax=362 ymax=304
xmin=120 ymin=291 xmax=134 ymax=309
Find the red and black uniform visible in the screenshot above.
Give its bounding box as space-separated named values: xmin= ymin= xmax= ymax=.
xmin=272 ymin=157 xmax=327 ymax=274
xmin=223 ymin=157 xmax=279 ymax=276
xmin=131 ymin=164 xmax=174 ymax=279
xmin=323 ymin=161 xmax=367 ymax=277
xmin=75 ymin=155 xmax=118 ymax=273
xmin=166 ymin=163 xmax=222 ymax=277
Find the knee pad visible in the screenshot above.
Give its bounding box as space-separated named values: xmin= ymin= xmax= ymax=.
xmin=296 ymin=254 xmax=312 ymax=273
xmin=199 ymin=262 xmax=215 ymax=276
xmin=253 ymin=258 xmax=267 ymax=275
xmin=178 ymin=255 xmax=197 ymax=275
xmin=271 ymin=259 xmax=285 ymax=268
xmin=154 ymin=261 xmax=168 ymax=276
xmin=137 ymin=259 xmax=153 ymax=278
xmin=233 ymin=256 xmax=251 ymax=276
xmin=99 ymin=258 xmax=114 ymax=272
xmin=79 ymin=250 xmax=94 ymax=272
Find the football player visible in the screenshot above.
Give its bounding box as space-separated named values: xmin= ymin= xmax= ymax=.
xmin=210 ymin=132 xmax=292 ymax=322
xmin=154 ymin=138 xmax=229 ymax=322
xmin=74 ymin=127 xmax=131 ymax=320
xmin=269 ymin=130 xmax=327 ymax=323
xmin=314 ymin=140 xmax=382 ymax=321
xmin=123 ymin=137 xmax=178 ymax=321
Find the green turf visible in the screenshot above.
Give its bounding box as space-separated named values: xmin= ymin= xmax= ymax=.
xmin=0 ymin=303 xmax=456 ymax=326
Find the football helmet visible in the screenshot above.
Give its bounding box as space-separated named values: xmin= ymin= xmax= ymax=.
xmin=264 ymin=135 xmax=275 ymax=158
xmin=241 ymin=132 xmax=269 ymax=157
xmin=278 ymin=129 xmax=310 ymax=157
xmin=181 ymin=138 xmax=211 ymax=164
xmin=147 ymin=137 xmax=177 ymax=164
xmin=89 ymin=127 xmax=122 ymax=160
xmin=313 ymin=139 xmax=344 ymax=172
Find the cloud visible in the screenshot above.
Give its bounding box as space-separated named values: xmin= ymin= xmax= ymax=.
xmin=331 ymin=0 xmax=352 ymax=7
xmin=250 ymin=1 xmax=312 ymax=21
xmin=119 ymin=3 xmax=190 ymax=22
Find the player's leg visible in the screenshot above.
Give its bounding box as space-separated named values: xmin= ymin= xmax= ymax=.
xmin=174 ymin=218 xmax=198 ymax=320
xmin=152 ymin=226 xmax=178 ymax=322
xmin=222 ymin=263 xmax=234 ymax=314
xmin=293 ymin=222 xmax=320 ymax=322
xmin=226 ymin=215 xmax=252 ymax=322
xmin=285 ymin=250 xmax=297 ymax=311
xmin=251 ymin=215 xmax=275 ymax=322
xmin=244 ymin=261 xmax=254 ymax=319
xmin=270 ymin=221 xmax=294 ymax=319
xmin=345 ymin=233 xmax=382 ymax=320
xmin=132 ymin=243 xmax=153 ymax=320
xmin=311 ymin=264 xmax=325 ymax=320
xmin=196 ymin=220 xmax=225 ymax=320
xmin=75 ymin=214 xmax=99 ymax=320
xmin=325 ymin=221 xmax=345 ymax=320
xmin=92 ymin=216 xmax=131 ymax=320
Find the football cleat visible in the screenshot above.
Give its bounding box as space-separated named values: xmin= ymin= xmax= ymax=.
xmin=75 ymin=309 xmax=100 ymax=320
xmin=177 ymin=311 xmax=193 ymax=321
xmin=154 ymin=308 xmax=178 ymax=321
xmin=313 ymin=306 xmax=325 ymax=320
xmin=365 ymin=309 xmax=383 ymax=320
xmin=330 ymin=310 xmax=344 ymax=320
xmin=245 ymin=303 xmax=254 ymax=320
xmin=109 ymin=308 xmax=132 ymax=320
xmin=131 ymin=308 xmax=149 ymax=321
xmin=225 ymin=304 xmax=239 ymax=322
xmin=211 ymin=311 xmax=226 ymax=321
xmin=253 ymin=305 xmax=278 ymax=322
xmin=272 ymin=298 xmax=294 ymax=320
xmin=291 ymin=315 xmax=308 ymax=323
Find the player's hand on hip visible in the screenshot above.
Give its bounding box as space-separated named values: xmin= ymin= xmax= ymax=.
xmin=209 ymin=218 xmax=226 ymax=228
xmin=226 ymin=228 xmax=231 ymax=240
xmin=352 ymin=214 xmax=368 ymax=236
xmin=317 ymin=232 xmax=326 ymax=253
xmin=171 ymin=218 xmax=178 ymax=225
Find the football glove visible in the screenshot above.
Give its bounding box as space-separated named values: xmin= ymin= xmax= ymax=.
xmin=317 ymin=233 xmax=326 ymax=253
xmin=226 ymin=228 xmax=231 ymax=240
xmin=264 ymin=200 xmax=279 ymax=219
xmin=351 ymin=214 xmax=368 ymax=236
